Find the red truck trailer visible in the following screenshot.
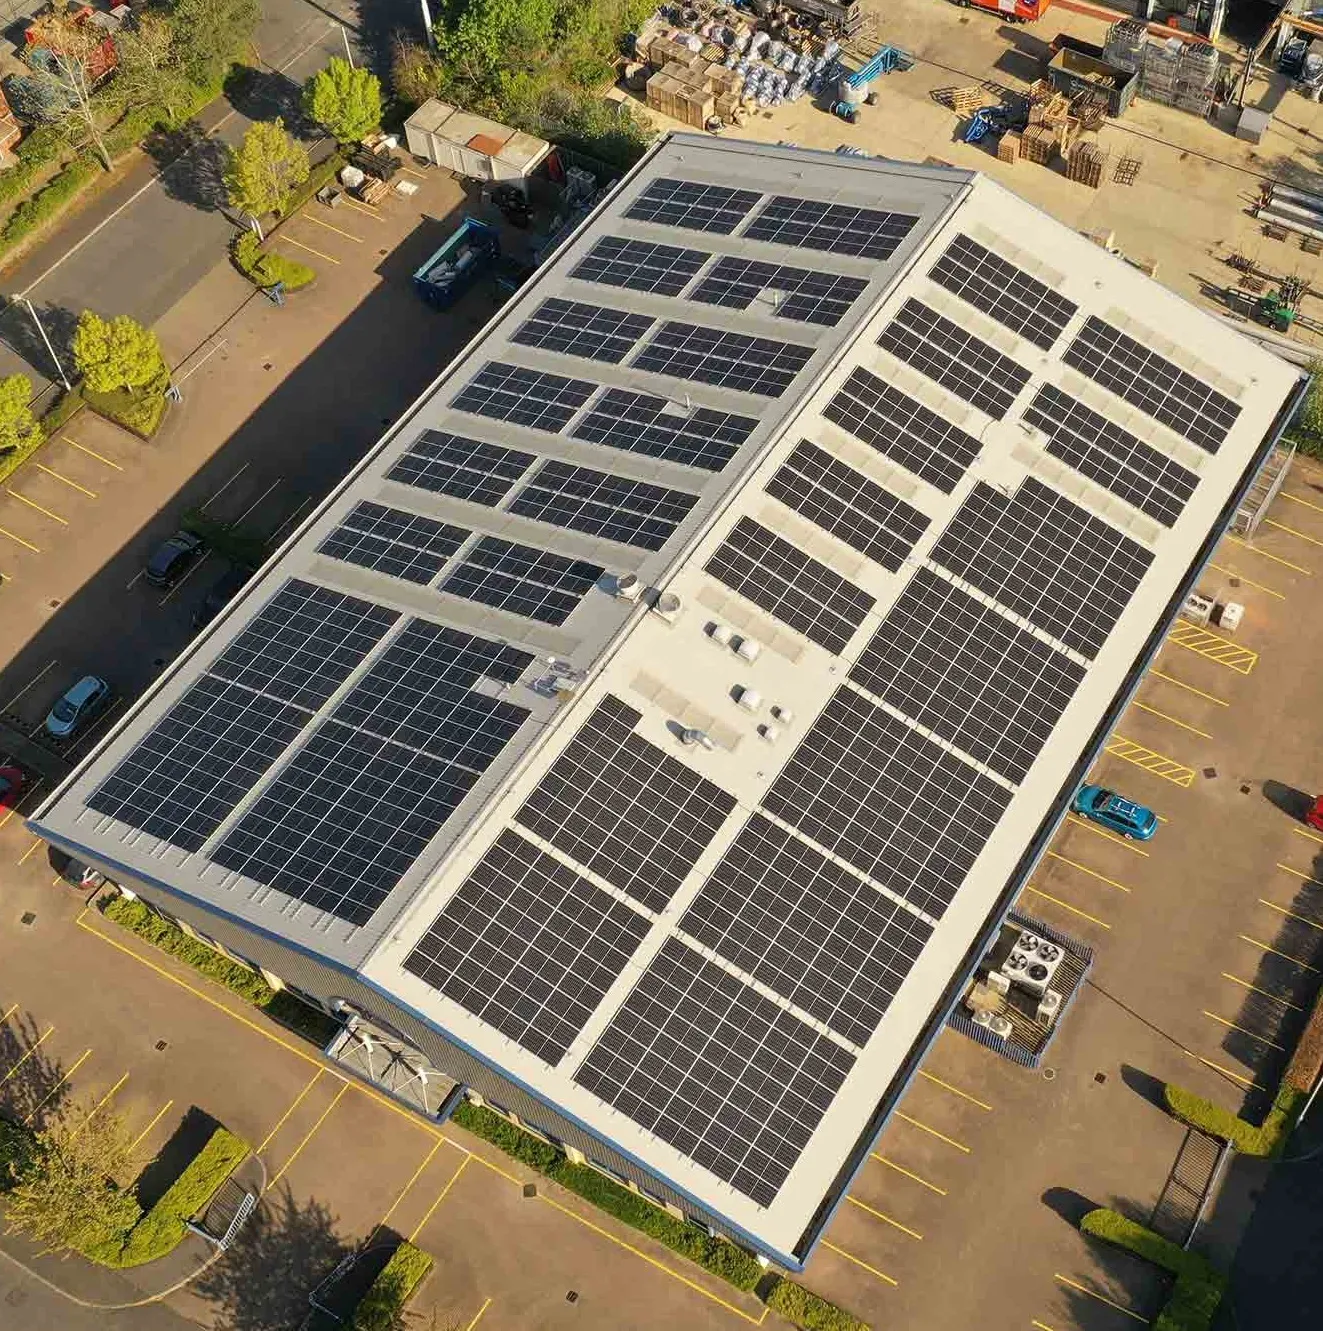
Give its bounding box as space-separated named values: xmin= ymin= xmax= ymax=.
xmin=953 ymin=0 xmax=1053 ymax=23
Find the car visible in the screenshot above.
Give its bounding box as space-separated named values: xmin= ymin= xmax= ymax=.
xmin=192 ymin=565 xmax=253 ymax=630
xmin=144 ymin=530 xmax=205 ymax=589
xmin=44 ymin=675 xmax=111 ymax=739
xmin=1071 ymin=784 xmax=1158 ymax=840
xmin=0 ymin=765 xmax=25 ymax=811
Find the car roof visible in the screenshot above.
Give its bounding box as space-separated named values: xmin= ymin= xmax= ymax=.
xmin=66 ymin=676 xmax=105 ymax=702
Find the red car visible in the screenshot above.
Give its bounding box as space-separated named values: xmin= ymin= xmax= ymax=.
xmin=1306 ymin=794 xmax=1323 ymax=832
xmin=0 ymin=765 xmax=25 ymax=811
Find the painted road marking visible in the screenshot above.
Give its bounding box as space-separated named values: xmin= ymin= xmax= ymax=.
xmin=822 ymin=1238 xmax=899 ymax=1288
xmin=1103 ymin=736 xmax=1196 ymax=787
xmin=1260 ymin=898 xmax=1323 ymax=931
xmin=1167 ymin=621 xmax=1258 ymax=673
xmin=1264 ymin=516 xmax=1323 ymax=549
xmin=277 ymin=233 xmax=340 ymax=264
xmin=871 ymin=1154 xmax=947 ymax=1195
xmin=464 ymin=1298 xmax=492 ymax=1331
xmin=1203 ymin=1012 xmax=1284 ymax=1050
xmin=1282 ymin=490 xmax=1323 ymax=515
xmin=408 ymin=1154 xmax=471 ymax=1242
xmin=1064 ymin=813 xmax=1151 ymax=856
xmin=1148 ymin=669 xmax=1229 ymax=706
xmin=267 ymin=1082 xmax=349 ymax=1188
xmin=1292 ymin=826 xmax=1323 ymax=847
xmin=24 ymin=1048 xmax=91 ymax=1124
xmin=1239 ymin=934 xmax=1320 ymax=972
xmin=0 ymin=1026 xmax=54 ymax=1085
xmin=62 ymin=436 xmax=122 ymax=470
xmin=894 ymin=1111 xmax=970 ymax=1153
xmin=7 ymin=490 xmax=66 ymax=525
xmin=917 ymin=1068 xmax=992 ymax=1111
xmin=17 ymin=838 xmax=42 ymax=866
xmin=846 ymin=1194 xmax=923 ymax=1239
xmin=0 ymin=525 xmax=40 ymax=552
xmin=1 ymin=658 xmax=57 ymax=712
xmin=300 ymin=211 xmax=361 ymax=242
xmin=1185 ymin=1051 xmax=1262 ymax=1090
xmin=71 ymin=1071 xmax=129 ymax=1136
xmin=1207 ymin=561 xmax=1285 ymax=600
xmin=1022 ymin=885 xmax=1111 ymax=929
xmin=235 ymin=478 xmax=281 ymax=527
xmin=256 ymin=1068 xmax=325 ymax=1154
xmin=1130 ymin=700 xmax=1212 ymax=740
xmin=0 ymin=1005 xmax=15 ymax=1026
xmin=201 ymin=463 xmax=249 ymax=512
xmin=339 ymin=196 xmax=383 ymax=219
xmin=370 ymin=1139 xmax=445 ymax=1245
xmin=1222 ymin=973 xmax=1302 ymax=1011
xmin=32 ymin=463 xmax=95 ymax=498
xmin=1032 ymin=1322 xmax=1059 ymax=1331
xmin=1046 ymin=851 xmax=1131 ymax=893
xmin=128 ymin=1099 xmax=175 ymax=1154
xmin=175 ymin=339 xmax=228 ymax=384
xmin=1054 ymin=1274 xmax=1149 ymax=1323
xmin=1277 ymin=861 xmax=1323 ymax=887
xmin=160 ymin=552 xmax=212 ymax=605
xmin=1225 ymin=533 xmax=1311 ymax=575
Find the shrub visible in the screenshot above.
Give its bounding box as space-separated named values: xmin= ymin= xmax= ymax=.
xmin=351 ymin=1241 xmax=434 ymax=1331
xmin=451 ymin=1101 xmax=561 ymax=1172
xmin=1163 ymin=1081 xmax=1306 ymax=1158
xmin=180 ymin=505 xmax=270 ymax=569
xmin=0 ymin=1117 xmax=35 ymax=1191
xmin=81 ymin=385 xmax=168 ymax=439
xmin=230 ymin=230 xmax=315 ymax=292
xmin=1 ymin=155 xmax=99 ymax=250
xmin=767 ymin=1278 xmax=870 ymax=1331
xmin=40 ymin=385 xmax=85 ymax=434
xmin=282 ymin=151 xmax=347 ymax=218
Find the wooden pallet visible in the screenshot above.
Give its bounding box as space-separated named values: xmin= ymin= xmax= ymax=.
xmin=1113 ymin=155 xmax=1142 ymax=186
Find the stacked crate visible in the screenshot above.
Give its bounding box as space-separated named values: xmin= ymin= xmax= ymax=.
xmin=1020 ymin=125 xmax=1057 ymax=164
xmin=948 ymin=85 xmax=986 ymax=117
xmin=645 ymin=55 xmax=741 ymax=128
xmin=997 ymin=131 xmax=1020 ymax=164
xmin=1139 ymin=37 xmax=1182 ymax=106
xmin=1102 ymin=18 xmax=1146 ymax=74
xmin=1067 ymin=139 xmax=1107 ymax=188
xmin=1175 ymin=42 xmax=1218 ymax=116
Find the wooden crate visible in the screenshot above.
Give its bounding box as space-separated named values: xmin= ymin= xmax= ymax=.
xmin=949 ymin=85 xmax=986 ymax=117
xmin=1020 ymin=126 xmax=1057 ymax=165
xmin=997 ymin=131 xmax=1020 ymax=164
xmin=1067 ymin=140 xmax=1106 ymax=188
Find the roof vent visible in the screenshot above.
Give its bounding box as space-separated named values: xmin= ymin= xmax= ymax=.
xmin=737 ymin=687 xmax=762 ymax=713
xmin=735 ymin=636 xmax=761 ymax=663
xmin=681 ymin=727 xmax=715 ymax=750
xmin=709 ymin=622 xmax=734 ymax=647
xmin=615 ymin=573 xmax=642 ymax=602
xmin=770 ymin=704 xmax=793 ymax=724
xmin=652 ymin=591 xmax=682 ymax=624
xmin=759 ymin=723 xmax=781 ymax=743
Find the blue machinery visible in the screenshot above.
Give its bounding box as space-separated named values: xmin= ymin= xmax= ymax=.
xmin=828 ymin=43 xmax=911 ymax=122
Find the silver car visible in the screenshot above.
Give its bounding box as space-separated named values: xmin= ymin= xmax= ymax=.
xmin=44 ymin=675 xmax=110 ymax=738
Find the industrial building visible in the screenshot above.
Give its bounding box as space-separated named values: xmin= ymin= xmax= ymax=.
xmin=31 ymin=136 xmax=1304 ymax=1268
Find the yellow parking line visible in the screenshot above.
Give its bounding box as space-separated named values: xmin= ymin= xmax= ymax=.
xmin=128 ymin=1098 xmax=174 ymax=1154
xmin=1221 ymin=972 xmax=1302 ymax=1010
xmin=1054 ymin=1274 xmax=1149 ymax=1323
xmin=299 ymin=211 xmax=361 ymax=242
xmin=1032 ymin=1322 xmax=1059 ymax=1331
xmin=0 ymin=1004 xmax=14 ymax=1026
xmin=1282 ymin=490 xmax=1323 ymax=514
xmin=369 ymin=1139 xmax=445 ymax=1245
xmin=401 ymin=165 xmax=428 ymax=179
xmin=267 ymin=1082 xmax=348 ymax=1188
xmin=1130 ymin=700 xmax=1212 ymax=740
xmin=1203 ymin=1012 xmax=1284 ymax=1050
xmin=70 ymin=1071 xmax=129 ymax=1136
xmin=256 ymin=1068 xmax=325 ymax=1154
xmin=1238 ymin=934 xmax=1319 ymax=972
xmin=275 ymin=234 xmax=340 ymax=264
xmin=17 ymin=838 xmax=43 ymax=865
xmin=1260 ymin=898 xmax=1323 ymax=931
xmin=1225 ymin=533 xmax=1311 ymax=575
xmin=408 ymin=1153 xmax=471 ymax=1242
xmin=846 ymin=1194 xmax=923 ymax=1239
xmin=0 ymin=524 xmax=39 ymax=552
xmin=6 ymin=490 xmax=66 ymax=525
xmin=0 ymin=1025 xmax=53 ymax=1084
xmin=917 ymin=1068 xmax=992 ymax=1111
xmin=1186 ymin=1050 xmax=1263 ymax=1089
xmin=1293 ymin=826 xmax=1323 ymax=847
xmin=1263 ymin=516 xmax=1323 ymax=549
xmin=894 ymin=1111 xmax=970 ymax=1153
xmin=1148 ymin=669 xmax=1229 ymax=706
xmin=1022 ymin=886 xmax=1111 ymax=929
xmin=821 ymin=1238 xmax=899 ymax=1288
xmin=1207 ymin=562 xmax=1285 ymax=600
xmin=338 ymin=196 xmax=383 ymax=219
xmin=1104 ymin=735 xmax=1196 ymax=787
xmin=1064 ymin=813 xmax=1151 ymax=856
xmin=24 ymin=1048 xmax=91 ymax=1124
xmin=464 ymin=1298 xmax=492 ymax=1331
xmin=1166 ymin=622 xmax=1259 ymax=673
xmin=62 ymin=436 xmax=122 ymax=470
xmin=1046 ymin=851 xmax=1131 ymax=893
xmin=871 ymin=1153 xmax=947 ymax=1195
xmin=32 ymin=463 xmax=95 ymax=498
xmin=1277 ymin=861 xmax=1323 ymax=887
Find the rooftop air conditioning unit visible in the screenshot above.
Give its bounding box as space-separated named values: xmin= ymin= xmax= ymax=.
xmin=989 ymin=1015 xmax=1013 ymax=1040
xmin=681 ymin=727 xmax=715 ymax=750
xmin=759 ymin=723 xmax=781 ymax=743
xmin=1183 ymin=590 xmax=1215 ymax=628
xmin=737 ymin=687 xmax=762 ymax=713
xmin=735 ymin=636 xmax=762 ymax=663
xmin=1037 ymin=990 xmax=1063 ymax=1026
xmin=652 ymin=591 xmax=682 ymax=624
xmin=1216 ymin=601 xmax=1244 ymax=633
xmin=1002 ymin=930 xmax=1064 ymax=996
xmin=615 ymin=573 xmax=642 ymax=602
xmin=985 ymin=970 xmax=1011 ymax=997
xmin=709 ymin=623 xmax=734 ymax=647
xmin=971 ymin=1008 xmax=994 ymax=1028
xmin=770 ymin=704 xmax=793 ymax=724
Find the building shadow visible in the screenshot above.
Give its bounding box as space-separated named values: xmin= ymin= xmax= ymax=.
xmin=1262 ymin=778 xmax=1313 ymax=821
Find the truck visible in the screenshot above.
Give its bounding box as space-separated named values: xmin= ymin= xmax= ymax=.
xmin=952 ymin=0 xmax=1053 ymax=24
xmin=412 ymin=217 xmax=500 ymax=311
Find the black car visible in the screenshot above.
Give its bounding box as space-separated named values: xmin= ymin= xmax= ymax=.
xmin=144 ymin=530 xmax=205 ymax=588
xmin=192 ymin=565 xmax=253 ymax=630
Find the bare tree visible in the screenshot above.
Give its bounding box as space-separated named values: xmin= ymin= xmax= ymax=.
xmin=22 ymin=13 xmax=115 ymax=170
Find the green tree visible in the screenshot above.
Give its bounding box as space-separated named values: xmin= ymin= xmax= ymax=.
xmin=391 ymin=34 xmax=446 ymax=109
xmin=169 ymin=0 xmax=261 ymax=86
xmin=0 ymin=373 xmax=42 ymax=457
xmin=302 ymin=57 xmax=382 ymax=145
xmin=3 ymin=1105 xmax=141 ymax=1255
xmin=22 ymin=13 xmax=114 ymax=169
xmin=432 ymin=0 xmax=558 ymax=98
xmin=72 ymin=313 xmax=168 ymax=395
xmin=113 ymin=12 xmax=195 ymax=124
xmin=1296 ymin=359 xmax=1323 ymax=441
xmin=224 ymin=118 xmax=309 ymax=224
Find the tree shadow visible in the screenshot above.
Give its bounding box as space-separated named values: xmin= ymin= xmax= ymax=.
xmin=0 ymin=1011 xmax=72 ymax=1132
xmin=1042 ymin=1185 xmax=1098 ymax=1227
xmin=0 ymin=298 xmax=80 ymax=385
xmin=133 ymin=1105 xmax=221 ymax=1211
xmin=142 ymin=122 xmax=232 ymax=213
xmin=194 ymin=1182 xmax=352 ymax=1331
xmin=1120 ymin=1064 xmax=1169 ymax=1112
xmin=224 ymin=65 xmax=318 ymax=142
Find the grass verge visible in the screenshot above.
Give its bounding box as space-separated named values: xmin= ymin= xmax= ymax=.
xmin=180 ymin=506 xmax=271 ymax=569
xmin=1164 ymin=1082 xmax=1306 ymax=1158
xmin=231 ymin=231 xmax=315 ymax=292
xmin=350 ymin=1241 xmax=434 ymax=1331
xmin=82 ymin=384 xmax=168 ymax=439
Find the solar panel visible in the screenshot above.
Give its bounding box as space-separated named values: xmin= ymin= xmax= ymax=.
xmin=403 ymin=829 xmax=651 ymax=1065
xmin=1022 ymin=384 xmax=1198 ymax=528
xmin=879 ymin=299 xmax=1031 ymax=419
xmin=689 ymin=256 xmax=869 ymax=326
xmin=572 ymin=388 xmax=757 ymax=472
xmin=509 ymin=461 xmax=699 ymax=551
xmin=1062 ymin=316 xmax=1240 ymax=453
xmin=443 ymin=537 xmax=603 ymax=626
xmin=317 ymin=501 xmax=469 ymax=585
xmin=570 ymin=236 xmax=709 ymax=297
xmin=209 ymin=580 xmax=398 ymax=711
xmin=822 ymin=366 xmax=981 ymax=493
xmin=849 ymin=569 xmax=1086 ymax=784
xmin=706 ymin=516 xmax=875 ymax=654
xmin=624 ymin=178 xmax=762 ymax=233
xmin=387 ymin=431 xmax=534 ymax=507
xmin=745 ymin=196 xmax=918 ymax=261
xmin=511 ymin=298 xmax=655 ymax=364
xmin=634 ymin=321 xmax=814 ymax=398
xmin=681 ymin=814 xmax=933 ymax=1047
xmin=85 ymin=676 xmax=308 ymax=852
xmin=927 ymin=233 xmax=1077 ymax=349
xmin=516 ymin=694 xmax=737 ymax=913
xmin=763 ymin=686 xmax=1012 ymax=918
xmin=929 ymin=478 xmax=1154 ymax=659
xmin=452 ymin=362 xmax=596 ymax=434
xmin=766 ymin=439 xmax=929 ymax=571
xmin=574 ymin=936 xmax=856 ymax=1207
xmin=213 ymin=723 xmax=479 ymax=927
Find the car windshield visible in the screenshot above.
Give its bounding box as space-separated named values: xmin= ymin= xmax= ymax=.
xmin=51 ymin=699 xmax=77 ymax=722
xmin=1095 ymin=788 xmax=1114 ymax=804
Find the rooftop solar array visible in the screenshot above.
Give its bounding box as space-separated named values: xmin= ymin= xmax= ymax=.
xmin=573 ymin=389 xmax=758 ymax=472
xmin=570 ymin=235 xmax=709 ymax=295
xmin=317 ymin=501 xmax=469 ymax=585
xmin=745 ymin=196 xmax=918 ymax=260
xmin=387 ymin=431 xmax=534 ymax=506
xmin=690 ymin=257 xmax=869 ymax=326
xmin=625 ymin=177 xmax=761 ymax=233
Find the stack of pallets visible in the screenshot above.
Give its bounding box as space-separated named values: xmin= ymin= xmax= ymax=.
xmin=1020 ymin=125 xmax=1057 ymax=164
xmin=997 ymin=131 xmax=1020 ymax=164
xmin=1067 ymin=139 xmax=1107 ymax=188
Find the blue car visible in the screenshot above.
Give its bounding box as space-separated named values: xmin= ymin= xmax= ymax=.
xmin=1072 ymin=785 xmax=1158 ymax=840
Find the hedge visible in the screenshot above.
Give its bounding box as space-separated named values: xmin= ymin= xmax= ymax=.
xmin=351 ymin=1241 xmax=434 ymax=1331
xmin=1 ymin=154 xmax=100 ymax=250
xmin=0 ymin=1117 xmax=34 ymax=1191
xmin=0 ymin=416 xmax=45 ymax=488
xmin=1163 ymin=1082 xmax=1307 ymax=1158
xmin=81 ymin=384 xmax=168 ymax=440
xmin=767 ymin=1278 xmax=870 ymax=1331
xmin=40 ymin=386 xmax=85 ymax=434
xmin=1080 ymin=1208 xmax=1226 ymax=1331
xmin=180 ymin=506 xmax=271 ymax=569
xmin=231 ymin=231 xmax=315 ymax=293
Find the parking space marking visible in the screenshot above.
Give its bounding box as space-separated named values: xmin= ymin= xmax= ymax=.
xmin=235 ymin=478 xmax=281 ymax=526
xmin=464 ymin=1297 xmax=492 ymax=1331
xmin=1 ymin=658 xmax=57 ymax=711
xmin=159 ymin=552 xmax=212 ymax=605
xmin=0 ymin=524 xmax=40 ymax=552
xmin=0 ymin=1025 xmax=53 ymax=1084
xmin=1129 ymin=701 xmax=1212 ymax=740
xmin=1032 ymin=1321 xmax=1059 ymax=1331
xmin=821 ymin=1238 xmax=899 ymax=1288
xmin=6 ymin=490 xmax=66 ymax=525
xmin=1282 ymin=490 xmax=1323 ymax=515
xmin=256 ymin=1068 xmax=325 ymax=1154
xmin=1046 ymin=851 xmax=1131 ymax=893
xmin=370 ymin=1139 xmax=445 ymax=1245
xmin=1064 ymin=813 xmax=1151 ymax=856
xmin=62 ymin=436 xmax=122 ymax=470
xmin=338 ymin=196 xmax=383 ymax=219
xmin=71 ymin=1071 xmax=129 ymax=1136
xmin=1225 ymin=534 xmax=1311 ymax=575
xmin=16 ymin=838 xmax=42 ymax=865
xmin=1276 ymin=861 xmax=1323 ymax=888
xmin=267 ymin=1082 xmax=349 ymax=1188
xmin=276 ymin=233 xmax=341 ymax=264
xmin=871 ymin=1153 xmax=947 ymax=1195
xmin=1260 ymin=898 xmax=1323 ymax=931
xmin=1054 ymin=1274 xmax=1149 ymax=1323
xmin=407 ymin=1153 xmax=470 ymax=1242
xmin=1239 ymin=934 xmax=1320 ymax=972
xmin=846 ymin=1194 xmax=923 ymax=1239
xmin=270 ymin=494 xmax=314 ymax=543
xmin=917 ymin=1068 xmax=992 ymax=1110
xmin=1166 ymin=622 xmax=1258 ymax=672
xmin=201 ymin=463 xmax=249 ymax=512
xmin=128 ymin=1098 xmax=174 ymax=1154
xmin=300 ymin=212 xmax=361 ymax=242
xmin=24 ymin=1048 xmax=90 ymax=1124
xmin=894 ymin=1111 xmax=970 ymax=1153
xmin=1202 ymin=1012 xmax=1284 ymax=1049
xmin=1022 ymin=886 xmax=1111 ymax=929
xmin=1221 ymin=972 xmax=1302 ymax=1010
xmin=1263 ymin=516 xmax=1323 ymax=549
xmin=1148 ymin=669 xmax=1228 ymax=706
xmin=1292 ymin=826 xmax=1323 ymax=847
xmin=1186 ymin=1051 xmax=1262 ymax=1090
xmin=0 ymin=1004 xmax=16 ymax=1026
xmin=1103 ymin=736 xmax=1196 ymax=787
xmin=32 ymin=463 xmax=95 ymax=498
xmin=1207 ymin=561 xmax=1285 ymax=600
